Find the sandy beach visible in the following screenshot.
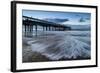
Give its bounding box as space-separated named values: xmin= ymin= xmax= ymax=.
xmin=22 ymin=31 xmax=91 ymax=63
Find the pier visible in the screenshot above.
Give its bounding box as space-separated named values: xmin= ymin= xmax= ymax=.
xmin=23 ymin=16 xmax=71 ymax=36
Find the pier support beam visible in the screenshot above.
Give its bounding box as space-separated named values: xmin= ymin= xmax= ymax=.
xmin=24 ymin=25 xmax=26 ymax=32
xmin=46 ymin=26 xmax=47 ymax=31
xmin=35 ymin=24 xmax=37 ymax=36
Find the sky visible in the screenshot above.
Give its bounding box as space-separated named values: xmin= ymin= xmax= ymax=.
xmin=22 ymin=10 xmax=91 ymax=25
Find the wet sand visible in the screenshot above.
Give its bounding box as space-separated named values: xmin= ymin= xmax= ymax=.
xmin=22 ymin=31 xmax=91 ymax=63
xmin=22 ymin=40 xmax=50 ymax=62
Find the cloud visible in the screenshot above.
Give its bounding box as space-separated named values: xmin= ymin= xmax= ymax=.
xmin=44 ymin=18 xmax=69 ymax=23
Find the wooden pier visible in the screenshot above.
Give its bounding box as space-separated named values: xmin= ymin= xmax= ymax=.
xmin=23 ymin=16 xmax=71 ymax=36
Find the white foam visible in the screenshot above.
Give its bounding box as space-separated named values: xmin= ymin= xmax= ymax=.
xmin=27 ymin=31 xmax=90 ymax=60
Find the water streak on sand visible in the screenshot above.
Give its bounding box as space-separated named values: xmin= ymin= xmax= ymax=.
xmin=25 ymin=31 xmax=91 ymax=60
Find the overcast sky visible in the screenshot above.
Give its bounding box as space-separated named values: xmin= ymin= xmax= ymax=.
xmin=23 ymin=10 xmax=91 ymax=25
